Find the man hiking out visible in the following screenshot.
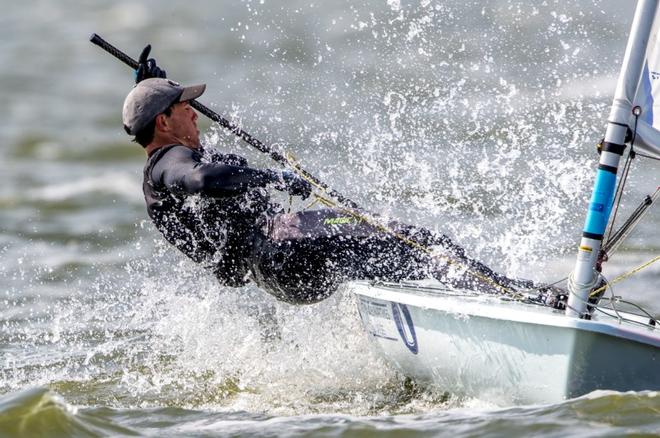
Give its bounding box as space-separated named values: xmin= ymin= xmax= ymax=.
xmin=123 ymin=48 xmax=535 ymax=304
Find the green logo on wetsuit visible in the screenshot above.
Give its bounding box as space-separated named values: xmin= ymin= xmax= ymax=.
xmin=323 ymin=216 xmax=357 ymax=225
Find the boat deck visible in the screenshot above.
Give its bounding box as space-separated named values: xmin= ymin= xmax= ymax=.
xmin=350 ymin=280 xmax=660 ymax=403
xmin=351 ymin=280 xmax=660 ymax=348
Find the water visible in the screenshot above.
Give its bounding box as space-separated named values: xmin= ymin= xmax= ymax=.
xmin=1 ymin=0 xmax=659 ymax=436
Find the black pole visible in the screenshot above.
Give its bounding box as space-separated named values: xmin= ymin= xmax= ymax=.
xmin=90 ymin=33 xmax=361 ymax=211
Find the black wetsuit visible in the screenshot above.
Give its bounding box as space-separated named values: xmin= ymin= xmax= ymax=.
xmin=143 ymin=144 xmax=531 ymax=304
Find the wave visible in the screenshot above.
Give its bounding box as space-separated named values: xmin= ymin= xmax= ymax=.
xmin=1 ymin=387 xmax=658 ymax=437
xmin=24 ymin=173 xmax=143 ymax=204
xmin=0 ymin=387 xmax=136 ymax=438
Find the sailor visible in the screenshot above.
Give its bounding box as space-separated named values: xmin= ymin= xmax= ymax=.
xmin=123 ymin=48 xmax=534 ymax=304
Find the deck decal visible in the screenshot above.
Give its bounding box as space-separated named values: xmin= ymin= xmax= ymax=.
xmin=358 ymin=297 xmax=397 ymax=341
xmin=391 ymin=303 xmax=418 ymax=354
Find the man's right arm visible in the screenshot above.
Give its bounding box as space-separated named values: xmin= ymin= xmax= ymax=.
xmin=152 ymin=146 xmax=281 ymax=197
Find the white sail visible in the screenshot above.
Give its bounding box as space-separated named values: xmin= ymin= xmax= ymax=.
xmin=631 ymin=6 xmax=660 ymax=158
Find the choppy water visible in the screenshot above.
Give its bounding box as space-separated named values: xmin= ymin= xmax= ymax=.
xmin=1 ymin=0 xmax=659 ymax=437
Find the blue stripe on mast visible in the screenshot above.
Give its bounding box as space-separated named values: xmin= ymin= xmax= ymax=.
xmin=583 ymin=168 xmax=618 ymax=237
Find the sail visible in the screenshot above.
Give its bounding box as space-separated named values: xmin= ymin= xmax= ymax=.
xmin=631 ymin=6 xmax=660 ymax=158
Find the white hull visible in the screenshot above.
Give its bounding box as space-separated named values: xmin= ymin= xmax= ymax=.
xmin=351 ymin=281 xmax=660 ymax=405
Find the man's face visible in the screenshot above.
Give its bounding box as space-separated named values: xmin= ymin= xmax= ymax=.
xmin=166 ymin=101 xmax=200 ymax=147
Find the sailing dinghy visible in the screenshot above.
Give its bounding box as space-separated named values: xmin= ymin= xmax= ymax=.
xmin=350 ymin=0 xmax=660 ymax=404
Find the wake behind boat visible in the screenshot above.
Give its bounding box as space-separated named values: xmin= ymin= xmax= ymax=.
xmin=350 ymin=0 xmax=660 ymax=404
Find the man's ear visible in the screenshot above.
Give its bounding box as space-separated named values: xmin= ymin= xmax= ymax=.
xmin=154 ymin=113 xmax=169 ymax=132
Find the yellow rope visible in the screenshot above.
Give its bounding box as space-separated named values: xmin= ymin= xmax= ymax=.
xmin=283 ymin=151 xmax=526 ymax=300
xmin=589 ymin=255 xmax=660 ymax=297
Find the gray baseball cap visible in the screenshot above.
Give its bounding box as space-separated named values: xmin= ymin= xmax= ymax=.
xmin=122 ymin=78 xmax=206 ymax=135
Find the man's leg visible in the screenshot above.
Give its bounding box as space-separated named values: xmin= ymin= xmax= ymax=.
xmin=251 ymin=209 xmax=536 ymax=304
xmin=385 ymin=221 xmax=536 ymax=293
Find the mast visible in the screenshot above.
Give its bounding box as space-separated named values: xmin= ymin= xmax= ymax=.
xmin=567 ymin=0 xmax=659 ymax=318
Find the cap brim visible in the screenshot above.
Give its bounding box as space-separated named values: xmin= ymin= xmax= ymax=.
xmin=178 ymin=84 xmax=206 ymax=102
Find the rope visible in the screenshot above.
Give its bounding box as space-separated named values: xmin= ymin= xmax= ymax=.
xmin=635 ymin=151 xmax=660 ymax=161
xmin=283 ymin=151 xmax=527 ymax=300
xmin=567 ymin=268 xmax=602 ymax=308
xmin=589 ymin=255 xmax=660 ymax=297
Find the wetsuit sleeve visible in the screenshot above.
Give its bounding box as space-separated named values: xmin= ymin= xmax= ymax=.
xmin=151 ymin=146 xmax=279 ymax=197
